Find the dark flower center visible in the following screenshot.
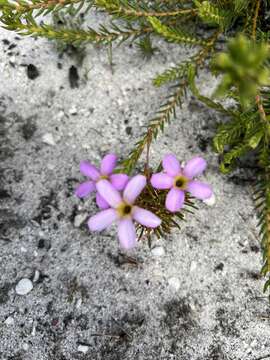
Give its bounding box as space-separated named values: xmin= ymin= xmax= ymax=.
xmin=117 ymin=202 xmax=133 ymax=218
xmin=123 ymin=205 xmax=132 ymax=215
xmin=175 ymin=179 xmax=184 ymax=188
xmin=174 ymin=175 xmax=188 ymax=190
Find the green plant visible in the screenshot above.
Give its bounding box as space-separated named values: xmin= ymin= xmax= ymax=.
xmin=1 ymin=0 xmax=270 ymax=291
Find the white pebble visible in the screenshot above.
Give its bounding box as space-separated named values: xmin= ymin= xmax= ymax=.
xmin=151 ymin=246 xmax=165 ymax=257
xmin=78 ymin=345 xmax=89 ymax=354
xmin=42 ymin=133 xmax=56 ymax=146
xmin=15 ymin=278 xmax=33 ymax=295
xmin=74 ymin=213 xmax=88 ymax=228
xmin=190 ymin=261 xmax=197 ymax=272
xmin=33 ymin=270 xmax=40 ymax=283
xmin=203 ymin=193 xmax=216 ymax=206
xmin=4 ymin=316 xmax=14 ymax=326
xmin=69 ymin=106 xmax=78 ymax=115
xmin=168 ymin=277 xmax=181 ymax=291
xmin=76 ymin=298 xmax=82 ymax=309
xmin=22 ymin=343 xmax=29 ymax=351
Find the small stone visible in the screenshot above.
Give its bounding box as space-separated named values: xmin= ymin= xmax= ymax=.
xmin=15 ymin=278 xmax=33 ymax=295
xmin=74 ymin=213 xmax=88 ymax=228
xmin=151 ymin=246 xmax=165 ymax=257
xmin=190 ymin=261 xmax=197 ymax=272
xmin=76 ymin=298 xmax=82 ymax=309
xmin=78 ymin=345 xmax=89 ymax=354
xmin=22 ymin=343 xmax=29 ymax=351
xmin=56 ymin=110 xmax=65 ymax=121
xmin=42 ymin=133 xmax=55 ymax=146
xmin=20 ymin=246 xmax=27 ymax=253
xmin=69 ymin=106 xmax=78 ymax=115
xmin=27 ymin=64 xmax=39 ymax=80
xmin=203 ymin=193 xmax=216 ymax=206
xmin=4 ymin=316 xmax=14 ymax=325
xmin=168 ymin=277 xmax=180 ymax=291
xmin=33 ymin=270 xmax=40 ymax=283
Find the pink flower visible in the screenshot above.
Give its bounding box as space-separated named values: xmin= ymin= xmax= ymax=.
xmin=151 ymin=154 xmax=212 ymax=213
xmin=75 ymin=153 xmax=129 ymax=209
xmin=88 ymin=175 xmax=161 ymax=249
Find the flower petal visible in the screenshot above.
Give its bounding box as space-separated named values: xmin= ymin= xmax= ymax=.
xmin=150 ymin=172 xmax=173 ymax=189
xmin=88 ymin=209 xmax=117 ymax=231
xmin=75 ymin=181 xmax=95 ymax=198
xmin=96 ymin=179 xmax=122 ymax=208
xmin=110 ymin=173 xmax=129 ymax=191
xmin=123 ymin=175 xmax=146 ymax=204
xmin=80 ymin=160 xmax=100 ymax=181
xmin=96 ymin=192 xmax=110 ymax=209
xmin=133 ymin=207 xmax=161 ymax=228
xmin=117 ymin=218 xmax=137 ymax=250
xmin=187 ymin=180 xmax=212 ymax=199
xmin=183 ymin=157 xmax=207 ymax=179
xmin=100 ymin=153 xmax=117 ymax=175
xmin=165 ymin=188 xmax=185 ymax=212
xmin=162 ymin=154 xmax=181 ymax=176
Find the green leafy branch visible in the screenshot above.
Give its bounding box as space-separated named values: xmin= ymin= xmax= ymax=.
xmin=121 ymin=82 xmax=186 ymax=174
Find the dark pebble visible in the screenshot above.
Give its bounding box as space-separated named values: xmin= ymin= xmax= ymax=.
xmin=27 ymin=64 xmax=40 ymax=80
xmin=69 ymin=65 xmax=79 ymax=88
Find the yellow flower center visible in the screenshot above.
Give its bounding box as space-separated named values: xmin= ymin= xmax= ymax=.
xmin=174 ymin=175 xmax=188 ymax=190
xmin=117 ymin=202 xmax=133 ymax=218
xmin=99 ymin=175 xmax=109 ymax=180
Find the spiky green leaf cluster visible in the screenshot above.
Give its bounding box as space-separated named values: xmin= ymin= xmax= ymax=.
xmin=212 ymin=35 xmax=270 ymax=109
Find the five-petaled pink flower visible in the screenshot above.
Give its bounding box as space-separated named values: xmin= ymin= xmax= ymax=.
xmin=75 ymin=153 xmax=129 ymax=209
xmin=88 ymin=175 xmax=161 ymax=249
xmin=151 ymin=154 xmax=212 ymax=213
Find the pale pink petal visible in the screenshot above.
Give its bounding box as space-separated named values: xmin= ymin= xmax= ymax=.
xmin=150 ymin=172 xmax=173 ymax=189
xmin=110 ymin=173 xmax=129 ymax=191
xmin=117 ymin=218 xmax=137 ymax=249
xmin=96 ymin=179 xmax=122 ymax=208
xmin=88 ymin=209 xmax=117 ymax=231
xmin=187 ymin=180 xmax=212 ymax=199
xmin=165 ymin=188 xmax=185 ymax=212
xmin=123 ymin=175 xmax=146 ymax=204
xmin=162 ymin=154 xmax=181 ymax=176
xmin=132 ymin=207 xmax=161 ymax=228
xmin=100 ymin=153 xmax=117 ymax=175
xmin=80 ymin=160 xmax=100 ymax=181
xmin=96 ymin=192 xmax=110 ymax=209
xmin=75 ymin=181 xmax=95 ymax=198
xmin=183 ymin=157 xmax=207 ymax=179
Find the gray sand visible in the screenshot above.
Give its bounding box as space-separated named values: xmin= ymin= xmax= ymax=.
xmin=0 ymin=20 xmax=269 ymax=360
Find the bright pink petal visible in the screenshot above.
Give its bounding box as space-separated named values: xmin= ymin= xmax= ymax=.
xmin=75 ymin=181 xmax=95 ymax=198
xmin=110 ymin=173 xmax=129 ymax=191
xmin=96 ymin=179 xmax=122 ymax=208
xmin=187 ymin=180 xmax=212 ymax=199
xmin=150 ymin=172 xmax=173 ymax=189
xmin=80 ymin=161 xmax=100 ymax=181
xmin=88 ymin=209 xmax=117 ymax=231
xmin=132 ymin=207 xmax=161 ymax=228
xmin=96 ymin=192 xmax=110 ymax=209
xmin=117 ymin=218 xmax=137 ymax=249
xmin=183 ymin=157 xmax=207 ymax=179
xmin=165 ymin=188 xmax=185 ymax=212
xmin=123 ymin=175 xmax=146 ymax=204
xmin=100 ymin=153 xmax=117 ymax=175
xmin=162 ymin=154 xmax=181 ymax=176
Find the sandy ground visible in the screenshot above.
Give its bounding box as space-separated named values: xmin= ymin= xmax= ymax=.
xmin=0 ymin=15 xmax=270 ymax=360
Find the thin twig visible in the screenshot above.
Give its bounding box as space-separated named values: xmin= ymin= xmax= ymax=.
xmin=252 ymin=0 xmax=261 ymax=40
